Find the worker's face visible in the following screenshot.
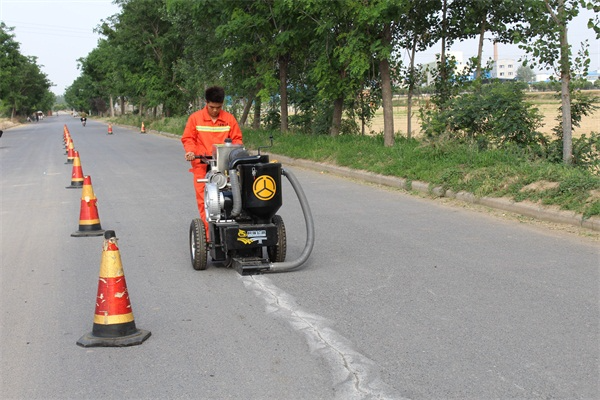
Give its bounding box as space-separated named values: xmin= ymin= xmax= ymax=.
xmin=207 ymin=102 xmax=223 ymax=119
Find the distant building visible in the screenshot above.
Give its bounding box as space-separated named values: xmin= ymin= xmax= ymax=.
xmin=421 ymin=51 xmax=470 ymax=85
xmin=535 ymin=73 xmax=552 ymax=82
xmin=491 ymin=59 xmax=516 ymax=80
xmin=490 ymin=42 xmax=516 ymax=80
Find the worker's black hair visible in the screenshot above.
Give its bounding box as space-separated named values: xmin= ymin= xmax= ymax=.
xmin=205 ymin=86 xmax=225 ymax=103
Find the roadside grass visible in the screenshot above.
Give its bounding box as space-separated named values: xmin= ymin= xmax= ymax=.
xmin=104 ymin=114 xmax=600 ymax=219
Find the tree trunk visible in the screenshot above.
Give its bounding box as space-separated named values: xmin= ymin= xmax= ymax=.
xmin=438 ymin=0 xmax=449 ymax=109
xmin=110 ymin=95 xmax=114 ymax=118
xmin=253 ymin=97 xmax=261 ymax=130
xmin=559 ymin=20 xmax=572 ymax=164
xmin=380 ymin=58 xmax=394 ymax=146
xmin=120 ymin=96 xmax=125 ymax=115
xmin=440 ymin=0 xmax=447 ymax=84
xmin=361 ymin=94 xmax=366 ymax=135
xmin=240 ymin=96 xmax=253 ymax=126
xmin=330 ymin=97 xmax=343 ymax=136
xmin=407 ymin=35 xmax=417 ymax=140
xmin=475 ymin=17 xmax=487 ymax=80
xmin=380 ymin=23 xmax=394 ymax=147
xmin=279 ymin=56 xmax=289 ymax=133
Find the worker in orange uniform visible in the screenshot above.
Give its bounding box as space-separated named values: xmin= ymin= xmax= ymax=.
xmin=182 ymin=86 xmax=243 ymax=231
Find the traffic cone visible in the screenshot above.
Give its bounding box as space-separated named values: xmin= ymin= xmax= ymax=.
xmin=71 ymin=175 xmax=105 ymax=237
xmin=64 ymin=134 xmax=71 ymax=154
xmin=65 ymin=140 xmax=75 ymax=164
xmin=107 ymin=123 xmax=113 ymax=135
xmin=140 ymin=122 xmax=146 ymax=134
xmin=66 ymin=151 xmax=84 ymax=189
xmin=77 ymin=230 xmax=151 ymax=347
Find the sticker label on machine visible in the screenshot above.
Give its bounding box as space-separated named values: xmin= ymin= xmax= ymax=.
xmin=224 ymin=226 xmax=278 ymax=249
xmin=237 ymin=229 xmax=268 ymax=245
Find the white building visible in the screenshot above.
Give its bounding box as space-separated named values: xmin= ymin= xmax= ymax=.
xmin=491 ymin=58 xmax=516 ymax=80
xmin=535 ymin=73 xmax=553 ymax=82
xmin=422 ymin=51 xmax=470 ymax=85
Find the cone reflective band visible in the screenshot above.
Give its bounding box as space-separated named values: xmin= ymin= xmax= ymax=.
xmin=66 ymin=151 xmax=84 ymax=188
xmin=77 ymin=231 xmax=150 ymax=347
xmin=71 ymin=175 xmax=105 ymax=237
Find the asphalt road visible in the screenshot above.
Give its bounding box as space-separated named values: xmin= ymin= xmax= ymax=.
xmin=1 ymin=116 xmax=598 ymax=400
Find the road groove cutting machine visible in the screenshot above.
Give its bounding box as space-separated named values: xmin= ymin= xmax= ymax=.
xmin=189 ymin=139 xmax=314 ymax=275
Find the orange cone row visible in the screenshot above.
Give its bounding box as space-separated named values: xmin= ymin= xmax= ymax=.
xmin=62 ymin=124 xmax=150 ymax=347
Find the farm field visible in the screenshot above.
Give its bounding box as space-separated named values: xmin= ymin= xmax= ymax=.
xmin=369 ymin=89 xmax=600 ymax=138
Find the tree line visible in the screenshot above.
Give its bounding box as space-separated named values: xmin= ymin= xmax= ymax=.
xmin=0 ymin=23 xmax=54 ymax=119
xmin=64 ymin=0 xmax=599 ymax=164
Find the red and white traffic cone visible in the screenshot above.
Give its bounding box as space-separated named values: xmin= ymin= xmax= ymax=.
xmin=71 ymin=175 xmax=105 ymax=237
xmin=66 ymin=150 xmax=84 ymax=188
xmin=77 ymin=230 xmax=151 ymax=347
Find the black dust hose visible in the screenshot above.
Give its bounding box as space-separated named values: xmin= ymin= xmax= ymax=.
xmin=229 ymin=169 xmax=242 ymax=217
xmin=268 ymin=167 xmax=315 ymax=272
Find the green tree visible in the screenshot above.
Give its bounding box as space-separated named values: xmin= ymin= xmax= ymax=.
xmin=98 ymin=0 xmax=186 ymax=117
xmin=421 ymin=81 xmax=544 ymax=147
xmin=0 ymin=23 xmax=53 ymax=118
xmin=396 ymin=0 xmax=440 ymax=139
xmin=452 ymin=0 xmax=521 ymax=79
xmin=166 ymin=0 xmax=230 ymax=108
xmin=516 ymin=65 xmax=536 ymax=82
xmin=513 ymin=0 xmax=596 ymax=164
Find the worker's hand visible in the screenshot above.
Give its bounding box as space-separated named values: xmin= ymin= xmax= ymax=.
xmin=185 ymin=152 xmax=195 ymax=161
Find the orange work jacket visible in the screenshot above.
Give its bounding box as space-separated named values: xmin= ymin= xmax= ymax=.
xmin=181 ymin=106 xmax=243 ymax=173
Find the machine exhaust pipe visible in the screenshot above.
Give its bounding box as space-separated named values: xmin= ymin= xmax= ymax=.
xmin=267 ymin=167 xmax=315 ymax=272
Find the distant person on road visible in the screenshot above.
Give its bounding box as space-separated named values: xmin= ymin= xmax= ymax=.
xmin=181 ymin=86 xmax=243 ymax=231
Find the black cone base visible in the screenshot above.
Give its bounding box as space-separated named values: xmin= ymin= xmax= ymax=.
xmin=77 ymin=329 xmax=151 ymax=347
xmin=71 ymin=229 xmax=105 ymax=237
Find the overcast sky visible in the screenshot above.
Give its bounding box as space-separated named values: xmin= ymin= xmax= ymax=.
xmin=1 ymin=0 xmax=598 ymax=97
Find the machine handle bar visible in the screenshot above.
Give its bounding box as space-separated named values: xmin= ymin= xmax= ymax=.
xmin=194 ymin=154 xmax=213 ymax=164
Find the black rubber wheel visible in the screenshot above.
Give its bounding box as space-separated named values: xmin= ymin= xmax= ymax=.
xmin=190 ymin=218 xmax=208 ymax=270
xmin=267 ymin=215 xmax=286 ymax=263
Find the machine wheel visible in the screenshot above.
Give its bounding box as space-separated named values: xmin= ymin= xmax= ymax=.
xmin=267 ymin=215 xmax=287 ymax=263
xmin=190 ymin=219 xmax=208 ymax=270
